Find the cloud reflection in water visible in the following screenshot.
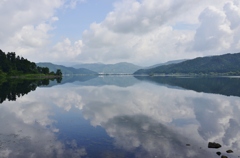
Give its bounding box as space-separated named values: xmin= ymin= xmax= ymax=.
xmin=1 ymin=76 xmax=240 ymax=157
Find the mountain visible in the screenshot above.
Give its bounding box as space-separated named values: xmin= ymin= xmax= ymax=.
xmin=134 ymin=53 xmax=240 ymax=75
xmin=37 ymin=62 xmax=97 ymax=75
xmin=72 ymin=62 xmax=142 ymax=74
xmin=146 ymin=59 xmax=186 ymax=69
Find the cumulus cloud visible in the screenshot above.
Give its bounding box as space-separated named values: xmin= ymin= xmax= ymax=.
xmin=73 ymin=0 xmax=240 ymax=65
xmin=1 ymin=0 xmax=240 ymax=65
xmin=224 ymin=1 xmax=240 ymax=30
xmin=75 ymin=0 xmax=201 ymax=64
xmin=103 ymin=0 xmax=203 ymax=34
xmin=80 ymin=23 xmax=193 ymax=64
xmin=0 ymin=0 xmax=63 ymax=61
xmin=0 ymin=0 xmax=62 ymax=36
xmin=192 ymin=6 xmax=231 ymax=51
xmin=0 ymin=0 xmax=86 ymax=62
xmin=50 ymin=38 xmax=83 ymax=61
xmin=224 ymin=1 xmax=240 ymax=50
xmin=17 ymin=25 xmax=52 ymax=48
xmin=191 ymin=1 xmax=240 ymax=56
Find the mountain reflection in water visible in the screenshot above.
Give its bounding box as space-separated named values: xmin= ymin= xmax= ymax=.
xmin=0 ymin=76 xmax=240 ymax=158
xmin=135 ymin=76 xmax=240 ymax=97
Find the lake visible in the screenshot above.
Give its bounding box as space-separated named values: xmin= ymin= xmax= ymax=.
xmin=1 ymin=75 xmax=240 ymax=158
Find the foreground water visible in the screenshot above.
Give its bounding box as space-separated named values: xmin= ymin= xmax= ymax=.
xmin=1 ymin=76 xmax=240 ymax=158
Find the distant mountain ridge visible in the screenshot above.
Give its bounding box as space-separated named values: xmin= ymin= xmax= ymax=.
xmin=134 ymin=52 xmax=240 ymax=75
xmin=72 ymin=62 xmax=142 ymax=74
xmin=146 ymin=59 xmax=187 ymax=69
xmin=37 ymin=63 xmax=97 ymax=75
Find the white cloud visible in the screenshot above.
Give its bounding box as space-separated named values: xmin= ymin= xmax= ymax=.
xmin=10 ymin=24 xmax=52 ymax=49
xmin=0 ymin=0 xmax=63 ymax=61
xmin=51 ymin=16 xmax=59 ymax=22
xmin=190 ymin=1 xmax=240 ymax=56
xmin=104 ymin=0 xmax=201 ymax=34
xmin=224 ymin=1 xmax=240 ymax=30
xmin=50 ymin=38 xmax=83 ymax=61
xmin=0 ymin=0 xmax=240 ymax=64
xmin=0 ymin=0 xmax=63 ymax=37
xmin=192 ymin=6 xmax=232 ymax=52
xmin=72 ymin=0 xmax=240 ymax=65
xmin=224 ymin=1 xmax=240 ymax=50
xmin=80 ymin=23 xmax=194 ymax=64
xmin=75 ymin=0 xmax=201 ymax=64
xmin=65 ymin=0 xmax=86 ymax=9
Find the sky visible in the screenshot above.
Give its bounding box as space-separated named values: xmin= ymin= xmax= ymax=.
xmin=0 ymin=0 xmax=240 ymax=66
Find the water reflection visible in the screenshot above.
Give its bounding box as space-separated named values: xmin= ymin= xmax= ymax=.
xmin=104 ymin=114 xmax=213 ymax=157
xmin=0 ymin=89 xmax=87 ymax=158
xmin=0 ymin=78 xmax=60 ymax=103
xmin=1 ymin=76 xmax=240 ymax=157
xmin=135 ymin=76 xmax=240 ymax=97
xmin=48 ymin=75 xmax=139 ymax=87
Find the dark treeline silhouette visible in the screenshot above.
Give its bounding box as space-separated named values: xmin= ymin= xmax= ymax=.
xmin=0 ymin=78 xmax=62 ymax=104
xmin=0 ymin=49 xmax=62 ymax=76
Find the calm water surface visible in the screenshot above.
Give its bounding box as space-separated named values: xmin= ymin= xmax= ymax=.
xmin=1 ymin=76 xmax=240 ymax=158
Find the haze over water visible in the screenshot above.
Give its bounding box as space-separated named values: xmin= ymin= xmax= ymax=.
xmin=1 ymin=76 xmax=240 ymax=158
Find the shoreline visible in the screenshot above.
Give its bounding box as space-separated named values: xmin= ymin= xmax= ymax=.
xmin=9 ymin=74 xmax=62 ymax=79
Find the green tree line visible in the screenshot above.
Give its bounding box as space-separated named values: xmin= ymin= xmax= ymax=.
xmin=0 ymin=50 xmax=62 ymax=77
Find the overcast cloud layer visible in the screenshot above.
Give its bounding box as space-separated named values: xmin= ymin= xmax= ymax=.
xmin=0 ymin=0 xmax=240 ymax=65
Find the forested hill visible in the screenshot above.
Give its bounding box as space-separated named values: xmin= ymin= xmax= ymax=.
xmin=37 ymin=62 xmax=98 ymax=75
xmin=0 ymin=50 xmax=61 ymax=77
xmin=134 ymin=53 xmax=240 ymax=75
